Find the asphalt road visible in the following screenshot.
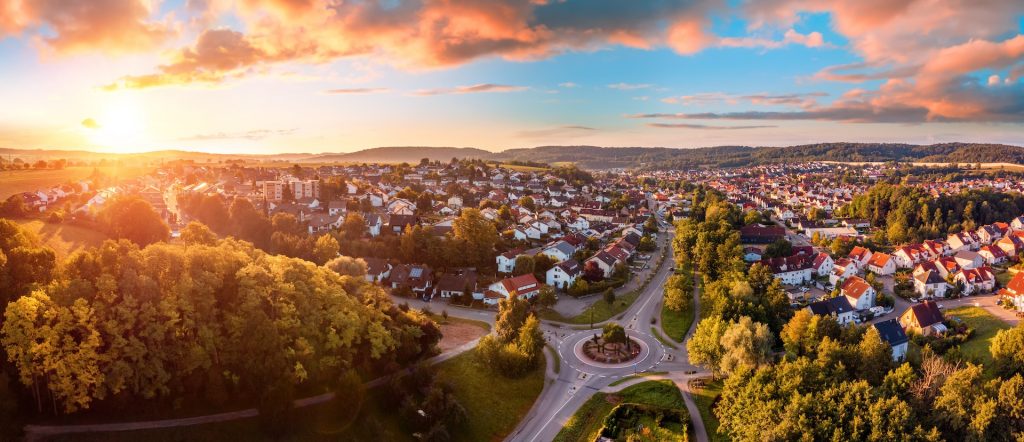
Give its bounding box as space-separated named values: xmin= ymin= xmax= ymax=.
xmin=507 ymin=219 xmax=713 ymax=442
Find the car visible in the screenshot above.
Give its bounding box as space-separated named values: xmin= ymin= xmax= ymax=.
xmin=937 ymin=304 xmax=945 ymax=309
xmin=910 ymin=298 xmax=919 ymax=303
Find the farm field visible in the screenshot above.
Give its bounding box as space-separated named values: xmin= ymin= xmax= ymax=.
xmin=0 ymin=166 xmax=151 ymax=200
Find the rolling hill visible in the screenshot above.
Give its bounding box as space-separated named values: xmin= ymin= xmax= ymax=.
xmin=4 ymin=142 xmax=1023 ymax=171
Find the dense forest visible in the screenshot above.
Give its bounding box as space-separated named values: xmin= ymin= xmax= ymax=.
xmin=0 ymin=215 xmax=439 ymax=437
xmin=836 ymin=184 xmax=1024 ymax=244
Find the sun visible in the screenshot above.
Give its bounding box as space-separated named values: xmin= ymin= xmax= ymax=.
xmin=86 ymin=96 xmax=148 ymax=153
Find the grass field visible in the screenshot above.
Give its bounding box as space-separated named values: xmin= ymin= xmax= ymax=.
xmin=661 ymin=297 xmax=694 ymax=343
xmin=0 ymin=166 xmax=151 ymax=200
xmin=947 ymin=306 xmax=1012 ymax=367
xmin=555 ymin=380 xmax=688 ymax=442
xmin=13 ymin=218 xmax=108 ymax=257
xmin=435 ymin=349 xmax=546 ymax=442
xmin=691 ymin=378 xmax=727 ymax=442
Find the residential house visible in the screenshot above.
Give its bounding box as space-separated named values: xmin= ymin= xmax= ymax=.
xmin=866 ymin=252 xmax=896 ymax=276
xmin=873 ymin=319 xmax=910 ymax=361
xmin=841 ymin=276 xmax=876 ymax=310
xmin=497 ymin=250 xmax=521 ymax=274
xmin=899 ymin=301 xmax=947 ymax=336
xmin=807 ymin=296 xmax=856 ymax=325
xmin=812 ymin=252 xmax=834 ymax=277
xmin=848 ymin=246 xmax=873 ymax=268
xmin=998 ymin=271 xmax=1024 ymax=313
xmin=740 ymin=224 xmax=785 ymax=244
xmin=389 ymin=264 xmax=433 ymax=295
xmin=542 ymin=240 xmax=577 ymax=263
xmin=484 ymin=273 xmax=542 ymax=305
xmin=913 ymin=270 xmax=949 ymax=298
xmin=954 ymin=266 xmax=996 ymax=295
xmin=547 ymin=259 xmax=582 ymax=289
xmin=436 ymin=269 xmax=478 ymax=298
xmin=364 ymin=258 xmax=392 ymax=283
xmin=586 ymin=250 xmax=620 ymax=279
xmin=953 ymin=250 xmax=984 ymax=270
xmin=365 ymin=214 xmax=383 ymax=237
xmin=829 ymin=258 xmax=859 ymax=287
xmin=760 ymin=254 xmax=814 ymax=285
xmin=978 ymin=245 xmax=1008 ymax=265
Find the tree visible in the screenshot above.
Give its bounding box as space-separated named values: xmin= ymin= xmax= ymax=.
xmin=990 ymin=324 xmax=1024 ymax=377
xmin=687 ymin=316 xmax=729 ymax=379
xmin=719 ymin=316 xmax=773 ymax=377
xmin=664 ymin=273 xmax=693 ymax=312
xmin=602 ymin=288 xmax=615 ymax=305
xmin=342 ymin=213 xmax=367 ymax=240
xmin=513 ymin=255 xmax=535 ymax=276
xmin=494 ymin=296 xmax=530 ymax=344
xmin=516 ymin=315 xmax=545 ymax=365
xmin=97 ymin=196 xmax=169 ymax=247
xmin=452 ymin=209 xmax=498 ymax=268
xmin=857 ymin=327 xmax=894 ymax=385
xmin=763 ymin=239 xmax=793 ymax=258
xmin=536 ymin=285 xmax=557 ymax=308
xmin=602 ymin=323 xmax=627 ymax=346
xmin=781 ymin=309 xmax=839 ymax=358
xmin=180 ymin=221 xmax=217 ymax=245
xmin=313 ymin=234 xmax=340 ymax=265
xmin=518 ymin=196 xmax=535 ymax=212
xmin=324 ymin=255 xmax=368 ymax=277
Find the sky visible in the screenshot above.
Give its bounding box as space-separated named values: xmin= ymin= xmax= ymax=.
xmin=1 ymin=0 xmax=1023 ymax=155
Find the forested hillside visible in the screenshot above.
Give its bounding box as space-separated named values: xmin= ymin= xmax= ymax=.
xmin=0 ymin=218 xmax=438 ymax=436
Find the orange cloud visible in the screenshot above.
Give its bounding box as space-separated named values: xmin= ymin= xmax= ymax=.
xmin=1 ymin=0 xmax=174 ymax=53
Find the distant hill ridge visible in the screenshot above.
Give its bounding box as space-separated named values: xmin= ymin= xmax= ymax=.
xmin=3 ymin=142 xmax=1022 ymax=170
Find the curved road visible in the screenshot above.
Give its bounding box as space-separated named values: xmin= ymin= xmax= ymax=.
xmin=507 ymin=221 xmax=712 ymax=442
xmin=26 ymin=214 xmax=716 ymax=442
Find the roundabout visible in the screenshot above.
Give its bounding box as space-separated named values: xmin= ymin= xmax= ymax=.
xmin=557 ymin=326 xmax=666 ymax=376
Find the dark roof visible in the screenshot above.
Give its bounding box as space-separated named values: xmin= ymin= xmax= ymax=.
xmin=554 ymin=259 xmax=582 ymax=277
xmin=808 ymin=296 xmax=853 ymax=316
xmin=437 ymin=271 xmax=477 ymax=293
xmin=906 ymin=301 xmax=945 ymax=328
xmin=364 ymin=257 xmax=390 ymax=276
xmin=873 ymin=319 xmax=909 ymax=347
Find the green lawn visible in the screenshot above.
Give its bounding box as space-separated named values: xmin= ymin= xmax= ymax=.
xmin=691 ymin=378 xmax=727 ymax=442
xmin=661 ymin=298 xmax=694 ymax=343
xmin=435 ymin=349 xmax=546 ymax=442
xmin=555 ymin=380 xmax=688 ymax=442
xmin=947 ymin=306 xmax=1012 ymax=367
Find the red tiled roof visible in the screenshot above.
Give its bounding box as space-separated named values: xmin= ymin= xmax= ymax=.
xmin=841 ymin=276 xmax=872 ymax=300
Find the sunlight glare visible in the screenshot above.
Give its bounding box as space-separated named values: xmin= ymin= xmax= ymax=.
xmin=88 ymin=95 xmax=147 ymax=153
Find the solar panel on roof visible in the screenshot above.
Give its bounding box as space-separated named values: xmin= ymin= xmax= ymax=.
xmin=410 ymin=268 xmax=423 ymax=278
